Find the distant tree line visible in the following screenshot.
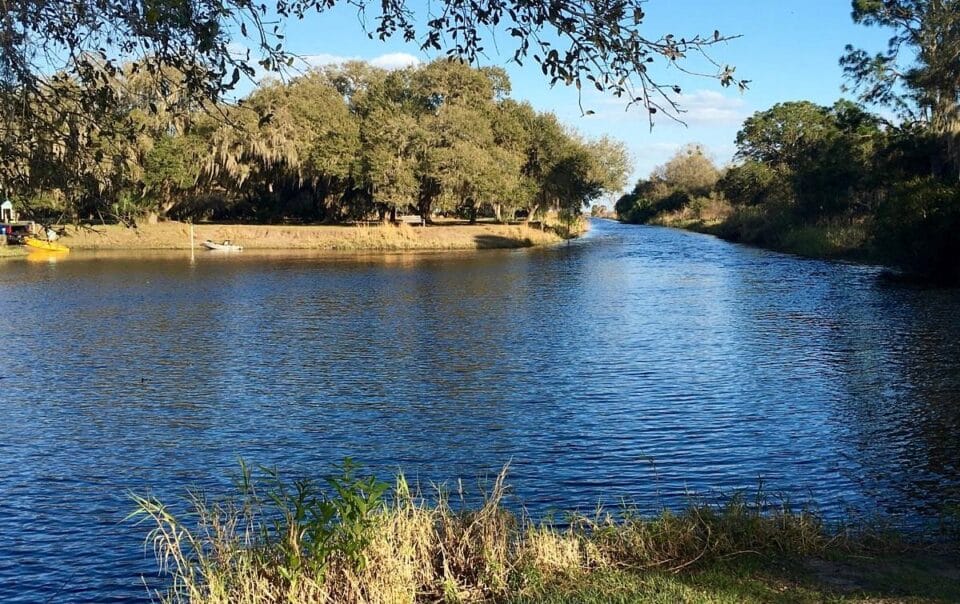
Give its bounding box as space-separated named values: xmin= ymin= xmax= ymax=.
xmin=4 ymin=60 xmax=628 ymax=226
xmin=617 ymin=0 xmax=960 ymax=284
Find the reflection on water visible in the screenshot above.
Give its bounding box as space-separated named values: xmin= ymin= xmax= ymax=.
xmin=0 ymin=220 xmax=958 ymax=602
xmin=24 ymin=250 xmax=70 ymax=264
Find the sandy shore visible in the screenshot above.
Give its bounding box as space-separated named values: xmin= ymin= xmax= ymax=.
xmin=58 ymin=221 xmax=568 ymax=251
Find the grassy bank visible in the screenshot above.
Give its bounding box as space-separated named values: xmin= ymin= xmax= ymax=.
xmin=0 ymin=245 xmax=27 ymax=258
xmin=620 ymin=191 xmax=884 ymax=264
xmin=132 ymin=462 xmax=959 ymax=603
xmin=52 ymin=220 xmax=582 ymax=252
xmin=635 ymin=199 xmax=877 ymax=263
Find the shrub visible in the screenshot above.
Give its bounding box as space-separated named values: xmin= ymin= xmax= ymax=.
xmin=874 ymin=178 xmax=960 ymax=284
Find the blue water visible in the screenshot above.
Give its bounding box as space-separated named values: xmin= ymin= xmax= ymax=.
xmin=1 ymin=219 xmax=958 ymax=601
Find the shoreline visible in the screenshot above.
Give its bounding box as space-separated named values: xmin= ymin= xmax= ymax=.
xmin=632 ymin=215 xmax=882 ymax=265
xmin=46 ymin=221 xmax=579 ymax=252
xmin=616 ymin=216 xmax=960 ymax=285
xmin=0 ymin=245 xmax=27 ymax=258
xmin=135 ymin=463 xmax=960 ymax=603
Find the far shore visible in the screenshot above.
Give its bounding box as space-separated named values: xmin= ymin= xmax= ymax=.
xmin=0 ymin=245 xmax=27 ymax=258
xmin=40 ymin=220 xmax=581 ymax=252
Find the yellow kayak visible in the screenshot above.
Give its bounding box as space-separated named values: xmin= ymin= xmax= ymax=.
xmin=24 ymin=237 xmax=69 ymax=252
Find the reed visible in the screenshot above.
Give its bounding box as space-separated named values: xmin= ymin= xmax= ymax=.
xmin=130 ymin=462 xmax=929 ymax=604
xmin=0 ymin=244 xmax=27 ymax=258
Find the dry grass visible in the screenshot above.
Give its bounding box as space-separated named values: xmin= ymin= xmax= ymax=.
xmin=651 ymin=196 xmax=733 ymax=230
xmin=56 ymin=221 xmax=567 ymax=251
xmin=0 ymin=244 xmax=27 ymax=258
xmin=130 ymin=463 xmax=891 ymax=604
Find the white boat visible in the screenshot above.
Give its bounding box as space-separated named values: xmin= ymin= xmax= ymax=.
xmin=201 ymin=239 xmax=243 ymax=252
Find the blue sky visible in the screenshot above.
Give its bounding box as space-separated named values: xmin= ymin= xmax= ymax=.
xmin=257 ymin=0 xmax=894 ymax=195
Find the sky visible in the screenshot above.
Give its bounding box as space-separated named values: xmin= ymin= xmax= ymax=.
xmin=242 ymin=0 xmax=895 ymax=195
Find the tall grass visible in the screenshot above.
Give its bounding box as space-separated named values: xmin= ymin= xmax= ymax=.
xmin=131 ymin=462 xmax=892 ymax=604
xmin=0 ymin=245 xmax=27 ymax=258
xmin=338 ymin=223 xmax=420 ymax=250
xmin=336 ymin=222 xmax=564 ymax=251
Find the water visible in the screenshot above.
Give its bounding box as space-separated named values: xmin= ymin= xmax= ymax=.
xmin=1 ymin=219 xmax=958 ymax=601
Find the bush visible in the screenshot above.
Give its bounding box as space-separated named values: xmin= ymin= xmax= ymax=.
xmin=874 ymin=178 xmax=960 ymax=284
xmin=718 ymin=161 xmax=793 ymax=208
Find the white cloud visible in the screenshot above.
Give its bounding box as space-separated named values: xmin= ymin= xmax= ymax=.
xmin=300 ymin=53 xmax=354 ymax=67
xmin=369 ymin=52 xmax=420 ymax=70
xmin=299 ymin=52 xmax=420 ymax=70
xmin=673 ymin=90 xmax=747 ymax=126
xmin=553 ymin=87 xmax=748 ymax=128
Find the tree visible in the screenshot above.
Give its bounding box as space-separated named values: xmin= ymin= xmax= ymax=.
xmin=0 ymin=0 xmax=744 ymax=199
xmin=727 ymin=100 xmax=882 ymax=218
xmin=141 ymin=133 xmax=206 ymax=222
xmin=407 ymin=60 xmax=501 ymax=221
xmin=615 ymin=143 xmax=718 ymax=223
xmin=734 ymin=101 xmax=838 ymax=169
xmin=656 ymin=144 xmax=719 ymax=196
xmin=717 ymin=160 xmax=788 ymax=207
xmin=840 ymin=0 xmax=960 ymax=177
xmin=585 ymin=137 xmax=631 ymax=195
xmin=360 ymin=105 xmax=420 ymax=221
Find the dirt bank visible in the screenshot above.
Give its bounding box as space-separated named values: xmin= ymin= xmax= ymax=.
xmin=58 ymin=221 xmax=568 ymax=251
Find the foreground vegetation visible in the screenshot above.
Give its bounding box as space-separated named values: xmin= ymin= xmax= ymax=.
xmin=132 ymin=462 xmax=959 ymax=603
xmin=616 ymin=1 xmax=960 ymax=285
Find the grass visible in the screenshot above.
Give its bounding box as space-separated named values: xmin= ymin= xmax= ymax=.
xmin=649 ymin=203 xmax=876 ymax=263
xmin=130 ymin=461 xmax=959 ymax=604
xmin=772 ymin=222 xmax=871 ymax=260
xmin=0 ymin=244 xmax=27 ymax=258
xmin=56 ymin=219 xmax=576 ymax=251
xmin=338 ymin=222 xmax=565 ymax=251
xmin=520 ymin=555 xmax=960 ymax=603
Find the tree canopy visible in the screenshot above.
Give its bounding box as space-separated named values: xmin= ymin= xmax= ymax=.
xmin=611 ymin=1 xmax=960 ymax=283
xmin=0 ymin=0 xmax=745 ymax=199
xmin=614 ymin=143 xmax=719 ymax=223
xmin=6 ymin=59 xmax=628 ymax=225
xmin=840 ymin=0 xmax=960 ymax=176
xmin=1 ymin=0 xmax=744 ymax=114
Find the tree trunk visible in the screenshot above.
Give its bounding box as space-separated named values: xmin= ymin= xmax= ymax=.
xmin=418 ymin=198 xmax=432 ymax=224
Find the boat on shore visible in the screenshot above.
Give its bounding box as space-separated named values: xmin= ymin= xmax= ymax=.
xmin=202 ymin=239 xmax=243 ymax=252
xmin=24 ymin=237 xmax=69 ymax=253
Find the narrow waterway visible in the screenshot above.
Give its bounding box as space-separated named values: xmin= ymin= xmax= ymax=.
xmin=1 ymin=219 xmax=958 ymax=601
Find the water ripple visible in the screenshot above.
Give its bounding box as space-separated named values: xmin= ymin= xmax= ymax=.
xmin=0 ymin=221 xmax=958 ymax=601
